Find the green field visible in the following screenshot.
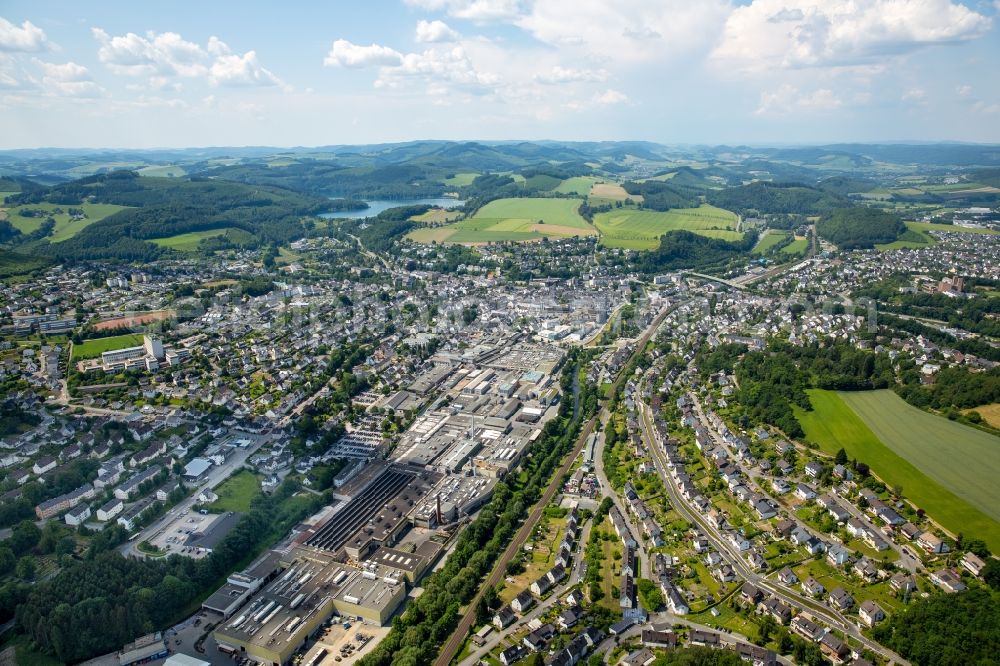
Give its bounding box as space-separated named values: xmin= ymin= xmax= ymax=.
xmin=443 ymin=172 xmax=479 ymax=187
xmin=150 ymin=227 xmax=254 ymax=251
xmin=554 ymin=176 xmax=600 ymax=195
xmin=3 ymin=202 xmax=129 ymax=242
xmin=780 ymin=238 xmax=809 ymax=255
xmin=753 ymin=230 xmax=790 ymax=254
xmin=137 ymin=165 xmax=187 ymax=177
xmin=204 ymin=469 xmax=261 ymax=513
xmin=71 ymin=334 xmax=145 ymax=360
xmin=593 ymin=204 xmax=739 ymax=250
xmin=408 ymin=198 xmax=593 ymax=244
xmin=906 ymin=221 xmax=999 ymax=236
xmin=795 ymin=389 xmax=1000 ymax=551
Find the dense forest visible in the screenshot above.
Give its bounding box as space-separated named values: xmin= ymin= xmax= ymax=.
xmin=622 ymin=180 xmax=700 ymax=211
xmin=871 ymin=588 xmax=1000 ymax=666
xmin=5 ymin=171 xmax=329 ymax=261
xmin=630 ymin=230 xmax=758 ymax=273
xmin=707 ymin=182 xmax=846 ymax=215
xmin=702 ymin=340 xmax=896 ymax=438
xmin=816 ymin=207 xmax=905 ymax=249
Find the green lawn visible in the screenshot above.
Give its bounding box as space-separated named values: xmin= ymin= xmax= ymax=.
xmin=780 ymin=238 xmax=809 ymax=255
xmin=753 ymin=230 xmax=790 ymax=254
xmin=150 ymin=227 xmax=254 ymax=251
xmin=204 ymin=469 xmax=261 ymax=513
xmin=408 ymin=197 xmax=593 ymax=244
xmin=906 ymin=221 xmax=999 ymax=236
xmin=71 ymin=334 xmax=145 ymax=360
xmin=795 ymin=389 xmax=1000 ymax=551
xmin=594 ymin=204 xmax=739 ymax=250
xmin=4 ymin=202 xmax=129 ymax=242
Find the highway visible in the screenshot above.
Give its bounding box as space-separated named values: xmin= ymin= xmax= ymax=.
xmin=636 ymin=371 xmax=910 ymax=664
xmin=433 ymin=302 xmax=675 ymax=666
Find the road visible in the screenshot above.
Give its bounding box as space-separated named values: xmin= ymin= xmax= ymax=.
xmin=636 ymin=373 xmax=910 ymax=664
xmin=120 ymin=432 xmax=270 ymax=558
xmin=433 ymin=302 xmax=674 ymax=666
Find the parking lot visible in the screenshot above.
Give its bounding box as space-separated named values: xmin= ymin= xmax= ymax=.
xmin=147 ymin=510 xmax=224 ymax=559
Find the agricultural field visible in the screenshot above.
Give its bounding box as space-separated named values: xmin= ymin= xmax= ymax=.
xmin=3 ymin=202 xmax=129 ymax=242
xmin=71 ymin=333 xmax=145 ymax=360
xmin=442 ymin=172 xmax=479 ymax=187
xmin=589 ymin=182 xmax=641 ymax=202
xmin=906 ymin=221 xmax=999 ymax=236
xmin=524 ymin=174 xmax=561 ymax=191
xmin=137 ymin=165 xmax=186 ymax=177
xmin=795 ymin=389 xmax=1000 ymax=551
xmin=554 ymin=176 xmax=600 ymax=195
xmin=753 ymin=230 xmax=790 ymax=254
xmin=967 ymin=403 xmax=1000 ymax=429
xmin=407 ymin=198 xmax=594 ymax=244
xmin=150 ymin=227 xmax=254 ymax=251
xmin=593 ymin=204 xmax=739 ymax=250
xmin=410 ymin=208 xmax=463 ymax=223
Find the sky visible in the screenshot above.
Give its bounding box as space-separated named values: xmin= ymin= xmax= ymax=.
xmin=1 ymin=0 xmax=999 ymax=148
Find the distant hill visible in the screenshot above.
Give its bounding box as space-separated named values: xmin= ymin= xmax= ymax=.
xmin=707 ymin=181 xmax=846 ymax=215
xmin=6 ymin=171 xmax=328 ymax=262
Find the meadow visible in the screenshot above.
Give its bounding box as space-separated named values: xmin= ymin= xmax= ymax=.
xmin=410 ymin=208 xmax=463 ymax=223
xmin=752 ymin=230 xmax=790 ymax=254
xmin=877 ymin=220 xmax=999 ymax=250
xmin=72 ymin=333 xmax=145 ymax=360
xmin=203 ymin=470 xmax=261 ymax=513
xmin=408 ymin=197 xmax=594 ymax=244
xmin=593 ymin=204 xmax=739 ymax=250
xmin=795 ymin=389 xmax=1000 ymax=551
xmin=150 ymin=227 xmax=254 ymax=251
xmin=137 ymin=165 xmax=186 ymax=177
xmin=553 ymin=176 xmax=600 ymax=195
xmin=442 ymin=172 xmax=479 ymax=187
xmin=780 ymin=237 xmax=809 ymax=255
xmin=3 ymin=202 xmax=129 ymax=242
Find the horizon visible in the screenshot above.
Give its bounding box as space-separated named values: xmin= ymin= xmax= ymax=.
xmin=3 ymin=0 xmax=1000 ymax=148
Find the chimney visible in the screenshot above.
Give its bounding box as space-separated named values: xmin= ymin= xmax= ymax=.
xmin=436 ymin=494 xmax=443 ymax=526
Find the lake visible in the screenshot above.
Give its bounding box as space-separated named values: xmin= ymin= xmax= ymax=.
xmin=319 ymin=197 xmax=465 ymax=219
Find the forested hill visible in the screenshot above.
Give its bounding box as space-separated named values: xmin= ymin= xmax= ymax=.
xmin=707 ymin=181 xmax=846 ymax=215
xmin=7 ymin=171 xmax=329 ymax=262
xmin=816 ymin=207 xmax=906 ymax=250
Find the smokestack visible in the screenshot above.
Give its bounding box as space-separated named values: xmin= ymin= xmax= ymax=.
xmin=436 ymin=493 xmax=443 ymax=526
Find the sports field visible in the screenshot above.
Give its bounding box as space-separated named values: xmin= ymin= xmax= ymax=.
xmin=4 ymin=202 xmax=128 ymax=242
xmin=407 ymin=197 xmax=594 ymax=244
xmin=72 ymin=333 xmax=145 ymax=360
xmin=795 ymin=389 xmax=1000 ymax=551
xmin=780 ymin=237 xmax=809 ymax=255
xmin=593 ymin=204 xmax=739 ymax=250
xmin=752 ymin=230 xmax=790 ymax=254
xmin=150 ymin=227 xmax=254 ymax=251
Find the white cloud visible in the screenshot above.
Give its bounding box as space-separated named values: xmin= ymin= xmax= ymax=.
xmin=416 ymin=20 xmax=460 ymax=43
xmin=972 ymin=101 xmax=1000 ymax=114
xmin=34 ymin=59 xmax=105 ymax=98
xmin=210 ymin=51 xmax=282 ymax=87
xmin=755 ymin=84 xmax=842 ymax=115
xmin=517 ymin=0 xmax=730 ymax=64
xmin=324 ymin=39 xmax=402 ymax=68
xmin=956 ymin=84 xmax=973 ymax=97
xmin=93 ymin=28 xmax=283 ymax=88
xmin=714 ymin=0 xmax=992 ymax=73
xmin=404 ymin=0 xmax=521 ymax=22
xmin=0 ymin=18 xmax=50 ymax=53
xmin=534 ymin=65 xmax=607 ymax=84
xmin=378 ymin=46 xmax=499 ymax=95
xmin=902 ymin=87 xmax=926 ymax=103
xmin=595 ymin=89 xmax=628 ymax=105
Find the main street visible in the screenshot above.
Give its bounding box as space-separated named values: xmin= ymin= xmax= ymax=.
xmin=636 ymin=371 xmax=910 ymax=664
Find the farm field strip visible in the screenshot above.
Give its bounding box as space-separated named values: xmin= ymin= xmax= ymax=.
xmin=795 ymin=389 xmax=1000 ymax=552
xmin=150 ymin=227 xmax=253 ymax=251
xmin=594 ymin=204 xmax=738 ymax=249
xmin=407 ymin=197 xmax=594 ymax=244
xmin=838 ymin=390 xmax=1000 ymax=521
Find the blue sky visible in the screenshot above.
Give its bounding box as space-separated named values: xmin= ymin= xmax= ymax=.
xmin=1 ymin=0 xmax=999 ymax=148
